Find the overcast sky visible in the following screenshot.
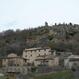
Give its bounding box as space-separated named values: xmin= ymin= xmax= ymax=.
xmin=0 ymin=0 xmax=79 ymax=31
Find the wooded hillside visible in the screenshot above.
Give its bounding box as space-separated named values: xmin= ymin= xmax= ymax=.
xmin=0 ymin=22 xmax=79 ymax=56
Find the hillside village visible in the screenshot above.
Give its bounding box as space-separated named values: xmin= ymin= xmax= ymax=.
xmin=0 ymin=22 xmax=79 ymax=79
xmin=0 ymin=47 xmax=79 ymax=79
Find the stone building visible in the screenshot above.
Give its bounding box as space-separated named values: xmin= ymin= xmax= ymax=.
xmin=64 ymin=55 xmax=79 ymax=69
xmin=23 ymin=47 xmax=59 ymax=67
xmin=23 ymin=47 xmax=51 ymax=64
xmin=1 ymin=53 xmax=27 ymax=74
xmin=3 ymin=53 xmax=23 ymax=67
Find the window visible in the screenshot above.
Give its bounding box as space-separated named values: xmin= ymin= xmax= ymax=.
xmin=34 ymin=50 xmax=36 ymax=52
xmin=30 ymin=54 xmax=32 ymax=56
xmin=44 ymin=49 xmax=46 ymax=51
xmin=38 ymin=49 xmax=40 ymax=52
xmin=31 ymin=50 xmax=32 ymax=52
xmin=24 ymin=59 xmax=27 ymax=62
xmin=38 ymin=54 xmax=40 ymax=56
xmin=17 ymin=64 xmax=19 ymax=66
xmin=44 ymin=53 xmax=46 ymax=55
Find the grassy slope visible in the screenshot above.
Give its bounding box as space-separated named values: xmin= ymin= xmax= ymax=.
xmin=0 ymin=76 xmax=6 ymax=79
xmin=34 ymin=70 xmax=75 ymax=79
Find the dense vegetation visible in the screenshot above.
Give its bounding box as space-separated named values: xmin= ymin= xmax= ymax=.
xmin=0 ymin=22 xmax=79 ymax=56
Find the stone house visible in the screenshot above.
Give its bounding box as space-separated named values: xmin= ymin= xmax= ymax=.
xmin=23 ymin=47 xmax=59 ymax=67
xmin=56 ymin=51 xmax=72 ymax=67
xmin=1 ymin=53 xmax=27 ymax=74
xmin=64 ymin=55 xmax=79 ymax=69
xmin=2 ymin=53 xmax=23 ymax=67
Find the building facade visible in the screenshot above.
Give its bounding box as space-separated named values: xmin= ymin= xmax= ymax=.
xmin=64 ymin=55 xmax=79 ymax=69
xmin=35 ymin=55 xmax=59 ymax=67
xmin=1 ymin=53 xmax=27 ymax=74
xmin=2 ymin=53 xmax=24 ymax=67
xmin=23 ymin=47 xmax=59 ymax=67
xmin=23 ymin=48 xmax=51 ymax=63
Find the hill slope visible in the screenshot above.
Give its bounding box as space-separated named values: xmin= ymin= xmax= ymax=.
xmin=0 ymin=22 xmax=79 ymax=56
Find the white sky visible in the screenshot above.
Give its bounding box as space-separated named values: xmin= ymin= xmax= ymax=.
xmin=0 ymin=0 xmax=79 ymax=31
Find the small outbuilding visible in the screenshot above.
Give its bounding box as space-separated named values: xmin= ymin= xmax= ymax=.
xmin=64 ymin=55 xmax=79 ymax=69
